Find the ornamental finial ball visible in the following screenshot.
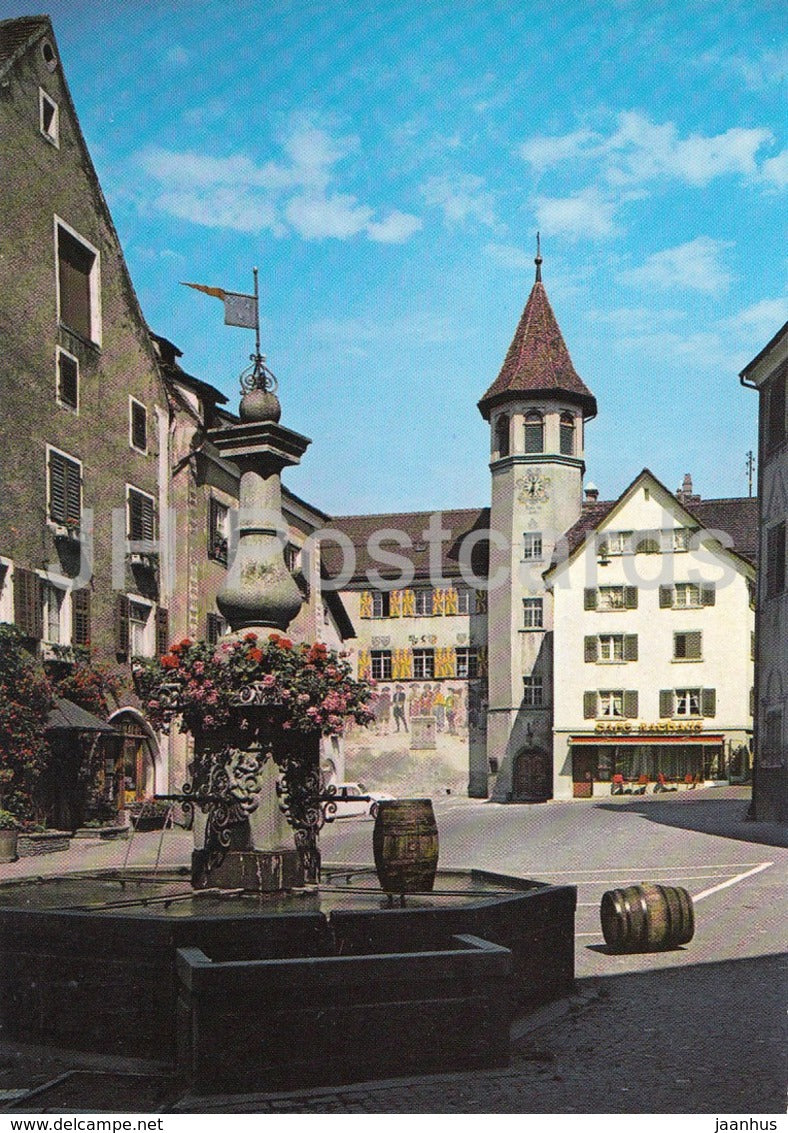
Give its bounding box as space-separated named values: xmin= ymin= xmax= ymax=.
xmin=239 ymin=388 xmax=282 ymax=423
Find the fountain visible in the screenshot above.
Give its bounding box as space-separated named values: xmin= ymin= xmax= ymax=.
xmin=0 ymin=338 xmax=577 ymax=1095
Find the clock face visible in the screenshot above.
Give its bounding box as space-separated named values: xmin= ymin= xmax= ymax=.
xmin=517 ymin=471 xmax=550 ymax=505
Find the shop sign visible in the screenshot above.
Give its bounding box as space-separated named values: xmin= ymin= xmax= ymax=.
xmin=594 ymin=720 xmax=704 ymax=736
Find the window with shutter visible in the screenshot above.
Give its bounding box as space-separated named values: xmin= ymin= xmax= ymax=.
xmin=371 ymin=650 xmax=392 ymax=680
xmin=599 ymin=635 xmax=624 ymax=661
xmin=115 ymin=594 xmax=130 ymax=656
xmin=130 ymin=399 xmax=148 ymax=452
xmin=599 ymin=690 xmax=624 ymax=718
xmin=584 ymin=636 xmax=598 ymax=662
xmin=675 ymin=688 xmax=702 ymax=717
xmin=659 ymin=689 xmax=674 ymax=718
xmin=48 ymin=448 xmax=81 ymax=527
xmin=71 ymin=587 xmax=91 ymax=646
xmin=56 ymin=348 xmax=79 ymax=410
xmin=701 ymin=688 xmax=716 ymax=718
xmin=583 ymin=691 xmax=597 ymax=719
xmin=13 ymin=567 xmax=43 ymax=640
xmin=57 ymin=223 xmax=99 ymax=343
xmin=412 ymin=648 xmax=434 ymax=679
xmin=674 ymin=631 xmax=702 ymax=660
xmin=128 ymin=488 xmax=155 ymax=542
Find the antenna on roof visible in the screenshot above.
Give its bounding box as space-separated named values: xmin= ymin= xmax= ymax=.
xmin=746 ymin=450 xmax=755 ymax=497
xmin=535 ymin=232 xmax=543 ymax=283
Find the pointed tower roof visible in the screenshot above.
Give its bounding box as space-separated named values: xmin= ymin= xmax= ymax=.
xmin=478 ymin=239 xmax=597 ymax=421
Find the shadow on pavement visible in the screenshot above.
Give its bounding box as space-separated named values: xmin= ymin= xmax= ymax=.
xmin=593 ymin=793 xmax=788 ymax=848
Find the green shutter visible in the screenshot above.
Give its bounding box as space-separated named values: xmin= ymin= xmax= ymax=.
xmin=624 ymin=690 xmax=638 ymax=718
xmin=624 ymin=634 xmax=638 ymax=661
xmin=700 ymin=584 xmax=716 ymax=606
xmin=584 ymin=588 xmax=597 ymax=610
xmin=624 ymin=586 xmax=638 ymax=609
xmin=115 ymin=594 xmax=130 ymax=657
xmin=701 ymin=688 xmax=716 ymax=718
xmin=583 ymin=691 xmax=597 ymax=719
xmin=71 ymin=587 xmax=91 ymax=646
xmin=659 ymin=586 xmax=673 ymax=609
xmin=659 ymin=689 xmax=673 ymax=718
xmin=584 ymin=636 xmax=598 ymax=662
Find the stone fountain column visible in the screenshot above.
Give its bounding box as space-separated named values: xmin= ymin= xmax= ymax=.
xmin=193 ymin=378 xmax=313 ymax=891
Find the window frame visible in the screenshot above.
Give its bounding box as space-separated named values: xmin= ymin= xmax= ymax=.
xmin=599 ymin=634 xmax=624 ymax=662
xmin=40 ymin=578 xmax=68 ymax=645
xmin=522 ymin=597 xmax=544 ymax=629
xmin=524 ymin=411 xmax=544 ymax=454
xmin=127 ymin=596 xmax=155 ymax=658
xmin=208 ymin=497 xmax=230 ymax=566
xmin=522 ymin=532 xmax=543 ymax=561
xmin=414 ymin=588 xmax=434 ymax=616
xmin=559 ymin=412 xmax=575 ymax=456
xmin=54 ymin=216 xmax=102 ymax=347
xmin=599 ymin=690 xmax=625 ymax=718
xmin=371 ymin=650 xmax=392 ymax=680
xmin=598 ymin=585 xmax=625 ymax=611
xmin=455 ymin=646 xmax=478 ymax=679
xmin=55 ymin=345 xmax=79 ymax=412
xmin=129 ymin=397 xmax=148 ymax=454
xmin=39 ymin=88 xmax=59 ymax=146
xmin=412 ymin=648 xmax=435 ymax=679
xmin=674 ymin=630 xmax=702 ymax=661
xmin=46 ymin=444 xmax=82 ymax=530
xmin=455 ymin=586 xmax=471 ymax=615
xmin=372 ymin=590 xmax=391 ymax=618
xmin=675 ymin=688 xmax=702 ymax=718
xmin=523 ymin=674 xmax=543 ymax=707
xmin=126 ymin=484 xmax=156 ymax=543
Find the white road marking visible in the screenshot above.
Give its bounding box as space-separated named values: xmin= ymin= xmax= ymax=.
xmin=576 ymin=932 xmax=603 ymax=937
xmin=692 ymin=860 xmax=774 ymax=902
xmin=568 ymin=874 xmax=738 ymax=884
xmin=539 ymin=863 xmax=768 ymax=874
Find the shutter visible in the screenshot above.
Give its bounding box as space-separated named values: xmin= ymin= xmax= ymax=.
xmin=131 ymin=402 xmax=147 ymax=450
xmin=58 ymin=352 xmax=78 ymax=408
xmin=659 ymin=586 xmax=673 ymax=608
xmin=65 ymin=459 xmax=81 ymax=526
xmin=583 ymin=691 xmax=597 ymax=719
xmin=701 ymin=688 xmax=716 ymax=718
xmin=115 ymin=594 xmax=130 ymax=656
xmin=624 ymin=586 xmax=638 ymax=609
xmin=624 ymin=634 xmax=638 ymax=661
xmin=71 ymin=587 xmax=91 ymax=646
xmin=156 ymin=607 xmax=169 ymax=658
xmin=584 ymin=636 xmax=598 ymax=662
xmin=49 ymin=451 xmax=66 ymax=523
xmin=208 ymin=497 xmax=219 ymax=558
xmin=584 ymin=588 xmax=597 ymax=610
xmin=624 ymin=690 xmax=638 ymax=718
xmin=700 ymin=584 xmax=716 ymax=606
xmin=129 ymin=491 xmax=154 ymax=541
xmin=13 ymin=567 xmax=43 ymax=639
xmin=659 ymin=689 xmax=673 ymax=718
xmin=686 ymin=631 xmax=702 ymax=659
xmin=58 ymin=227 xmax=93 ymax=340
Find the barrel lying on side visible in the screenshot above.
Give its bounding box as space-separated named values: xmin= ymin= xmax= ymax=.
xmin=373 ymin=798 xmax=439 ymax=895
xmin=600 ymin=883 xmax=694 ymax=952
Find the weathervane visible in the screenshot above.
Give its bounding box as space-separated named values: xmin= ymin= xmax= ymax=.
xmin=181 ymin=268 xmax=278 ymax=396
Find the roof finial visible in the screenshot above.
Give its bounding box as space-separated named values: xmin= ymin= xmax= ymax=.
xmin=535 ymin=231 xmax=543 ymax=283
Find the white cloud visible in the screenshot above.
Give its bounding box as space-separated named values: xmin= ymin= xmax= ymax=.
xmin=621 ymin=238 xmax=733 ymax=296
xmin=483 ymin=243 xmax=536 ymax=271
xmin=726 ymin=297 xmax=788 ymax=345
xmin=762 ymin=149 xmax=788 ymax=189
xmin=135 ymin=120 xmax=421 ymax=244
xmin=520 ymin=111 xmax=777 ymax=189
xmin=421 ymin=173 xmax=495 ymax=227
xmin=533 ymin=188 xmax=617 ymax=240
xmin=700 ymin=45 xmax=788 ymax=93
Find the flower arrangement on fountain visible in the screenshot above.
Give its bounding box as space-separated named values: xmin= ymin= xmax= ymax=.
xmin=133 ymin=632 xmax=376 ymax=883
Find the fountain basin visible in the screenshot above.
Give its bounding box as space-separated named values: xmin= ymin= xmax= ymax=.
xmin=0 ymin=867 xmax=576 ymax=1085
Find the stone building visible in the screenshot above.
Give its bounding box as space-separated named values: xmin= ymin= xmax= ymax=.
xmin=741 ymin=320 xmax=788 ymax=822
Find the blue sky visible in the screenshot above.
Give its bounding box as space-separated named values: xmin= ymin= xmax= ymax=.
xmin=11 ymin=0 xmax=787 ymax=514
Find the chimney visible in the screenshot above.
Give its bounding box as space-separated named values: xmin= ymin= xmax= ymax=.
xmin=676 ymin=473 xmax=701 ymax=507
xmin=583 ymin=482 xmax=599 ymax=506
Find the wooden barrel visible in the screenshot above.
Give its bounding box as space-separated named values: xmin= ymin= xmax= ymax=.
xmin=600 ymin=884 xmax=694 ymax=952
xmin=372 ymin=798 xmax=439 ymax=894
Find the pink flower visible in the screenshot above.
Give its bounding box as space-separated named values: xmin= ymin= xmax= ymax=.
xmin=262 ymin=674 xmax=277 ymax=688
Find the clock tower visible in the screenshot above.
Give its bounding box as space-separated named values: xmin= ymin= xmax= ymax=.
xmin=472 ymin=240 xmax=597 ymax=799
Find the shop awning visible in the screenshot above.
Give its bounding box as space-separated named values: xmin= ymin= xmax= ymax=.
xmin=46 ymin=697 xmax=122 ymax=735
xmin=571 ymin=733 xmax=724 ymax=746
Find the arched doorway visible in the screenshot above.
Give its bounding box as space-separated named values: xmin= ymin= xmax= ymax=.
xmin=109 ymin=709 xmax=159 ymax=813
xmin=512 ymin=747 xmax=550 ymax=801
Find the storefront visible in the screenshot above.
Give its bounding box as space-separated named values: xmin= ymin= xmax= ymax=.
xmin=570 ymin=725 xmax=726 ymax=796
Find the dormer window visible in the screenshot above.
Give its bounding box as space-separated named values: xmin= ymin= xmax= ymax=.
xmin=560 ymin=413 xmax=575 ymax=456
xmin=524 ymin=412 xmax=544 ymax=454
xmin=495 ymin=414 xmax=510 ymax=457
xmin=39 ymin=89 xmax=59 ymax=146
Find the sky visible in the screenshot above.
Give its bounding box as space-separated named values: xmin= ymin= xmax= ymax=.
xmin=8 ymin=0 xmax=787 ymax=515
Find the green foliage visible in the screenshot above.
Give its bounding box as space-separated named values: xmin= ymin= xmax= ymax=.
xmin=0 ymin=808 xmax=21 ymax=830
xmin=0 ymin=625 xmax=53 ymax=818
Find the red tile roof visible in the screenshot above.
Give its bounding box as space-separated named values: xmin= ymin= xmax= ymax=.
xmin=479 ymin=280 xmax=597 ymax=420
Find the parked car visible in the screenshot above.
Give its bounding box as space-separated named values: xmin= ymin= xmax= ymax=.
xmin=327 ymin=782 xmax=394 ymax=818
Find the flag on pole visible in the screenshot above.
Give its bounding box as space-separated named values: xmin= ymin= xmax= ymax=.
xmin=181 ymin=281 xmax=258 ymax=329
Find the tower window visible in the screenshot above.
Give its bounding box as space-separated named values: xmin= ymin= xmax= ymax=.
xmin=560 ymin=413 xmax=575 ymax=456
xmin=523 ymin=597 xmax=543 ymax=629
xmin=495 ymin=414 xmax=510 ymax=457
xmin=523 ymin=532 xmax=543 ymax=560
xmin=524 ymin=412 xmax=544 ymax=454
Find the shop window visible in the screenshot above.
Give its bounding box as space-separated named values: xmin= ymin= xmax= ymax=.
xmin=524 ymin=411 xmax=544 ymax=454
xmin=413 ymin=648 xmax=434 ymax=679
xmin=56 ymin=220 xmax=101 ymax=344
xmin=56 ymin=347 xmax=79 ymax=411
xmin=523 ymin=597 xmax=543 ymax=629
